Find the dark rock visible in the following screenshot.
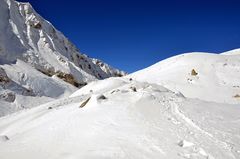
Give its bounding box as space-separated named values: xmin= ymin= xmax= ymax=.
xmin=191 ymin=69 xmax=198 ymax=76
xmin=97 ymin=95 xmax=107 ymax=100
xmin=79 ymin=97 xmax=91 ymax=108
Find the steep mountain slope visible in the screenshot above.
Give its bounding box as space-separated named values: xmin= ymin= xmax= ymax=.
xmin=0 ymin=0 xmax=126 ymax=115
xmin=0 ymin=0 xmax=125 ymax=80
xmin=130 ymin=50 xmax=240 ymax=104
xmin=0 ymin=77 xmax=239 ymax=159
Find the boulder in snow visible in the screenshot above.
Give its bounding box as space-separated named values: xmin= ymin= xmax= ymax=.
xmin=0 ymin=92 xmax=16 ymax=102
xmin=233 ymin=94 xmax=240 ymax=98
xmin=0 ymin=68 xmax=10 ymax=84
xmin=191 ymin=69 xmax=198 ymax=76
xmin=79 ymin=97 xmax=91 ymax=108
xmin=97 ymin=94 xmax=107 ymax=100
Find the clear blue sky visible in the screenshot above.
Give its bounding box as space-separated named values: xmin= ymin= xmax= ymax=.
xmin=18 ymin=0 xmax=240 ymax=73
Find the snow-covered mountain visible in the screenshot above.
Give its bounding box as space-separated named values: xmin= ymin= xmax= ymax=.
xmin=0 ymin=50 xmax=240 ymax=158
xmin=0 ymin=0 xmax=125 ymax=79
xmin=0 ymin=0 xmax=126 ymax=115
xmin=0 ymin=0 xmax=240 ymax=158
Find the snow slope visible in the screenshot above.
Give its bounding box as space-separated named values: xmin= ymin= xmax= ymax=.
xmin=2 ymin=60 xmax=76 ymax=98
xmin=130 ymin=50 xmax=240 ymax=104
xmin=0 ymin=59 xmax=76 ymax=116
xmin=0 ymin=77 xmax=239 ymax=159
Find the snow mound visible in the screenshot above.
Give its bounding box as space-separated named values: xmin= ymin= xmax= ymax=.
xmin=70 ymin=77 xmax=128 ymax=97
xmin=130 ymin=52 xmax=240 ymax=104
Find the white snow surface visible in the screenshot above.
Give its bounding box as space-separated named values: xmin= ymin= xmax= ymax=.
xmin=130 ymin=51 xmax=240 ymax=104
xmin=0 ymin=77 xmax=239 ymax=159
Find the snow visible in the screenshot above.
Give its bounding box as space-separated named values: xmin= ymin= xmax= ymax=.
xmin=0 ymin=59 xmax=76 ymax=115
xmin=70 ymin=77 xmax=128 ymax=97
xmin=2 ymin=60 xmax=77 ymax=98
xmin=130 ymin=52 xmax=240 ymax=104
xmin=221 ymin=48 xmax=240 ymax=55
xmin=178 ymin=140 xmax=194 ymax=148
xmin=0 ymin=78 xmax=239 ymax=159
xmin=1 ymin=49 xmax=239 ymax=158
xmin=0 ymin=0 xmax=240 ymax=158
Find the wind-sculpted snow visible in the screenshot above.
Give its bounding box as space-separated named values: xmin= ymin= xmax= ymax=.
xmin=0 ymin=78 xmax=239 ymax=159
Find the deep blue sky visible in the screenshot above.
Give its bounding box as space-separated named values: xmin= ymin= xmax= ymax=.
xmin=18 ymin=0 xmax=240 ymax=72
